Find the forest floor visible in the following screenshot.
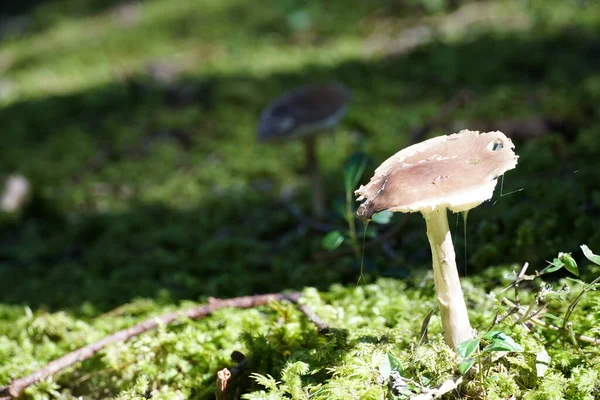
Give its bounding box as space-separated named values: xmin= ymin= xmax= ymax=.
xmin=1 ymin=0 xmax=599 ymax=398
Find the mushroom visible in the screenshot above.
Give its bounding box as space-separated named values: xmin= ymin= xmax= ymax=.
xmin=258 ymin=83 xmax=351 ymax=220
xmin=355 ymin=130 xmax=518 ymax=350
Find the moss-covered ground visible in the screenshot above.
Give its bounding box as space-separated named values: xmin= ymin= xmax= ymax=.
xmin=1 ymin=0 xmax=600 ymax=398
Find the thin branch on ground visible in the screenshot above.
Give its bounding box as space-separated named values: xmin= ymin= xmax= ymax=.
xmin=295 ymin=302 xmax=331 ymax=334
xmin=499 ymin=262 xmax=534 ymax=303
xmin=0 ymin=292 xmax=301 ymax=400
xmin=502 ymin=298 xmax=600 ymax=345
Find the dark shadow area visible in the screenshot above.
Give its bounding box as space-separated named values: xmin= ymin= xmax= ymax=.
xmin=0 ymin=194 xmax=361 ymax=311
xmin=1 ymin=0 xmax=133 ymax=19
xmin=1 ymin=0 xmax=55 ymax=17
xmin=0 ymin=0 xmax=128 ymax=41
xmin=1 ymin=25 xmax=600 ymax=312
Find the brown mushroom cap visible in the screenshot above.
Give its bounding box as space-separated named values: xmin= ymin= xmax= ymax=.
xmin=257 ymin=83 xmax=351 ymax=142
xmin=355 ymin=130 xmax=518 ymax=220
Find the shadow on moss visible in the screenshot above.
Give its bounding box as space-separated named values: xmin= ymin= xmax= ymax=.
xmin=1 ymin=25 xmax=600 ymax=313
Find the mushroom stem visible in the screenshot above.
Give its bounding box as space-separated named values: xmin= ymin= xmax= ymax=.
xmin=303 ymin=136 xmax=326 ymax=220
xmin=422 ymin=207 xmax=473 ymax=350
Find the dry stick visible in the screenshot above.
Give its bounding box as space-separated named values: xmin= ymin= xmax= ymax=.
xmin=0 ymin=292 xmax=301 ymax=400
xmin=499 ymin=263 xmax=533 ymax=297
xmin=295 ymin=302 xmax=331 ymax=334
xmin=502 ymin=298 xmax=600 ymax=345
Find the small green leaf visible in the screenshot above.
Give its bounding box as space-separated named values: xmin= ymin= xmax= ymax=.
xmin=543 ymin=259 xmax=564 ymax=274
xmin=421 ymin=376 xmax=431 ymax=387
xmin=559 ymin=252 xmax=579 ymax=276
xmin=378 ymin=352 xmax=402 ymax=381
xmin=459 ymin=358 xmax=476 ymax=375
xmin=457 ymin=338 xmax=480 ymax=359
xmin=483 ymin=332 xmax=524 ymax=353
xmin=343 ymin=152 xmax=369 ymax=194
xmin=535 ymin=349 xmax=551 ymax=377
xmin=378 ymin=353 xmax=392 ymax=380
xmin=321 ymin=231 xmax=344 ymax=250
xmin=371 ymin=210 xmax=393 ymax=224
xmin=581 ymin=244 xmax=600 ymax=266
xmin=387 ymin=353 xmax=403 ymax=373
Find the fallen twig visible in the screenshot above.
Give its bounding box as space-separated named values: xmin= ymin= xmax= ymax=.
xmin=0 ymin=292 xmax=301 ymax=400
xmin=295 ymin=302 xmax=331 ymax=334
xmin=500 ymin=262 xmax=533 ymax=302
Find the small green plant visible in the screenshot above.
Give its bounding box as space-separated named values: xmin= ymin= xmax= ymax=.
xmin=491 ymin=245 xmax=600 ymax=366
xmin=501 ymin=246 xmax=598 ymax=325
xmin=320 ymin=152 xmax=393 ymax=259
xmin=457 ymin=330 xmax=524 ymax=375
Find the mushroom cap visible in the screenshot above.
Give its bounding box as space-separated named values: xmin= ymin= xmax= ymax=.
xmin=355 ymin=130 xmax=518 ymax=221
xmin=257 ymin=83 xmax=351 ymax=142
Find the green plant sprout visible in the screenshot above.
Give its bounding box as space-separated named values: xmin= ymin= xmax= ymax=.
xmin=493 ymin=245 xmax=600 ymax=362
xmin=456 ymin=330 xmax=524 ymax=398
xmin=457 ymin=331 xmax=524 ymax=375
xmin=320 ymin=152 xmax=392 ymax=260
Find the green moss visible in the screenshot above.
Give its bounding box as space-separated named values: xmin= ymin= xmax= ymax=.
xmin=1 ymin=268 xmax=600 ymax=399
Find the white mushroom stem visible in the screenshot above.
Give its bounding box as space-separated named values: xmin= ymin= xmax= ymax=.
xmin=303 ymin=136 xmax=326 ymax=220
xmin=422 ymin=207 xmax=474 ymax=350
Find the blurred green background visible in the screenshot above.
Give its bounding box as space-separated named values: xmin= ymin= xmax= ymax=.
xmin=1 ymin=0 xmax=599 ymax=313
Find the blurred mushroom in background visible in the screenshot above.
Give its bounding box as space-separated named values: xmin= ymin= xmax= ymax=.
xmin=258 ymin=83 xmax=351 ymax=220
